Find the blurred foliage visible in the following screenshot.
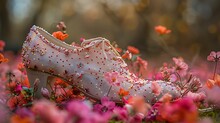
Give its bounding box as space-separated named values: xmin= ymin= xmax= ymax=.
xmin=0 ymin=0 xmax=220 ymax=60
xmin=199 ymin=109 xmax=220 ymax=123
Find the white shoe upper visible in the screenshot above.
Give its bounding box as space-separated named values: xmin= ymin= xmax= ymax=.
xmin=22 ymin=25 xmax=181 ymax=103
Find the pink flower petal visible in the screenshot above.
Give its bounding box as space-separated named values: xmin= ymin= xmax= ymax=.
xmin=151 ymin=81 xmax=162 ymax=96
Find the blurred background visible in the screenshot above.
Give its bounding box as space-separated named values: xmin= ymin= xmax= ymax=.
xmin=0 ymin=0 xmax=220 ymax=62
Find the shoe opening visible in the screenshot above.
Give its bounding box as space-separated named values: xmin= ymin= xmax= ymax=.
xmin=35 ymin=26 xmax=81 ymax=50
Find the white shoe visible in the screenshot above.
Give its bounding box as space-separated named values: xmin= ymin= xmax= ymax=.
xmin=22 ymin=25 xmax=180 ymax=103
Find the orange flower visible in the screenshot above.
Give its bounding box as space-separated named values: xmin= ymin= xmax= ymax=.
xmin=0 ymin=53 xmax=8 ymax=63
xmin=54 ymin=77 xmax=68 ymax=87
xmin=21 ymin=76 xmax=30 ymax=88
xmin=122 ymin=50 xmax=132 ymax=60
xmin=52 ymin=31 xmax=69 ymax=41
xmin=214 ymin=74 xmax=220 ymax=87
xmin=17 ymin=63 xmax=25 ymax=72
xmin=10 ymin=114 xmax=33 ymax=123
xmin=118 ymin=88 xmax=129 ymax=97
xmin=7 ymin=95 xmax=26 ymax=110
xmin=206 ymin=74 xmax=220 ymax=89
xmin=155 ymin=25 xmax=171 ymax=35
xmin=6 ymin=81 xmax=17 ymax=90
xmin=159 ymin=93 xmax=172 ymax=103
xmin=115 ymin=47 xmax=122 ymax=53
xmin=206 ymin=79 xmax=215 ymax=89
xmin=127 ymin=46 xmax=140 ymax=54
xmin=127 ymin=96 xmax=151 ymax=115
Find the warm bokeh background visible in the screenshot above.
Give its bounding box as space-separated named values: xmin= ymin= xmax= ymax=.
xmin=1 ymin=0 xmax=220 ymax=62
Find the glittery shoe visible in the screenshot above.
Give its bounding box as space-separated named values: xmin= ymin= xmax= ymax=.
xmin=22 ymin=25 xmax=181 ymax=103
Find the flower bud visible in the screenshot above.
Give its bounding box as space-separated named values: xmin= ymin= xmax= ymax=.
xmin=41 ymin=87 xmax=50 ymax=99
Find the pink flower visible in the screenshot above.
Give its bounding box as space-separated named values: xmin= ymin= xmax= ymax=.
xmin=80 ymin=37 xmax=85 ymax=42
xmin=186 ymin=91 xmax=206 ymax=102
xmin=41 ymin=88 xmax=50 ymax=99
xmin=159 ymin=93 xmax=172 ymax=103
xmin=0 ymin=40 xmax=5 ymax=51
xmin=159 ymin=98 xmax=198 ymax=123
xmin=127 ymin=96 xmax=151 ymax=115
xmin=155 ymin=72 xmax=163 ymax=80
xmin=207 ymin=51 xmax=220 ymax=62
xmin=159 ymin=65 xmax=173 ymax=81
xmin=104 ymin=71 xmax=124 ymax=86
xmin=94 ymin=97 xmax=115 ymax=114
xmin=151 ymin=81 xmax=162 ymax=96
xmin=128 ymin=113 xmax=144 ymax=123
xmin=169 ymin=74 xmax=177 ymax=82
xmin=32 ymin=100 xmax=67 ymax=123
xmin=134 ymin=56 xmax=148 ymax=78
xmin=113 ymin=107 xmax=129 ymax=121
xmin=173 ymin=57 xmax=188 ymax=76
xmin=189 ymin=77 xmax=202 ymax=91
xmin=67 ymin=100 xmax=91 ymax=117
xmin=67 ymin=100 xmax=111 ymax=123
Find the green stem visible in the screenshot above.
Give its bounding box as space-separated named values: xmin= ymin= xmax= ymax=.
xmin=159 ymin=37 xmax=178 ymax=57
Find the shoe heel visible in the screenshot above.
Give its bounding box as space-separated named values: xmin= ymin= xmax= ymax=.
xmin=26 ymin=68 xmax=51 ymax=99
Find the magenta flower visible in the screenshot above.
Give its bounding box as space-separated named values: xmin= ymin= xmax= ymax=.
xmin=155 ymin=72 xmax=163 ymax=80
xmin=113 ymin=107 xmax=129 ymax=121
xmin=0 ymin=40 xmax=5 ymax=51
xmin=67 ymin=100 xmax=91 ymax=120
xmin=80 ymin=37 xmax=85 ymax=42
xmin=128 ymin=113 xmax=144 ymax=123
xmin=94 ymin=97 xmax=116 ymax=114
xmin=67 ymin=100 xmax=110 ymax=123
xmin=146 ymin=102 xmax=162 ymax=121
xmin=173 ymin=57 xmax=188 ymax=76
xmin=104 ymin=71 xmax=125 ymax=86
xmin=207 ymin=51 xmax=220 ymax=62
xmin=15 ymin=84 xmax=22 ymax=94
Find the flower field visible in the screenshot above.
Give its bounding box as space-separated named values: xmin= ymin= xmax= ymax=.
xmin=0 ymin=23 xmax=220 ymax=123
